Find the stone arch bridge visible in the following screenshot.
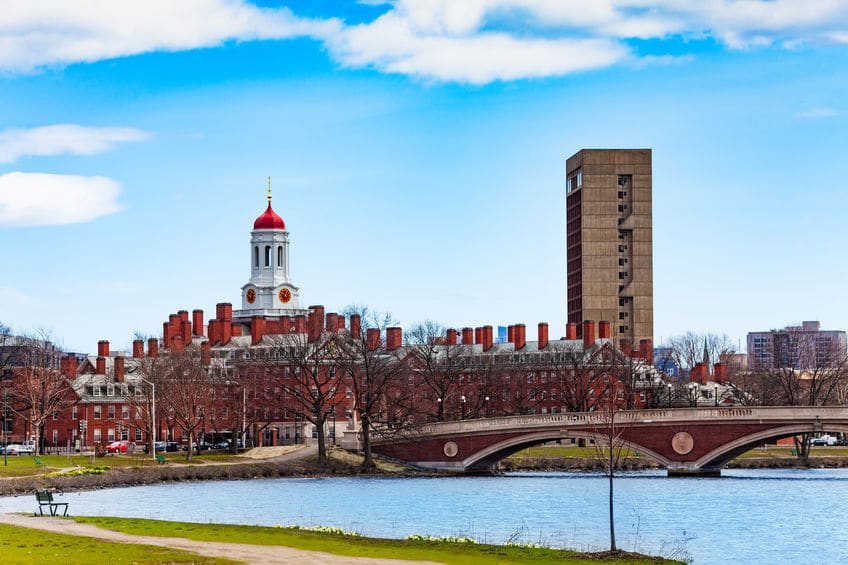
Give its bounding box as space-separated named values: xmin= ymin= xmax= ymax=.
xmin=371 ymin=407 xmax=848 ymax=476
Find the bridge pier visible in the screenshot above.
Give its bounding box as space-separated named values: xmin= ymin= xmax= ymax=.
xmin=667 ymin=468 xmax=722 ymax=478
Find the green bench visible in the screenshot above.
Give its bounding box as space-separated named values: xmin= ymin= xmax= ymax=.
xmin=156 ymin=454 xmax=166 ymax=464
xmin=34 ymin=489 xmax=69 ymax=517
xmin=34 ymin=456 xmax=45 ymax=467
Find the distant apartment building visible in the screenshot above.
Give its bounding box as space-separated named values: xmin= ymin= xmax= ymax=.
xmin=565 ymin=149 xmax=653 ymax=348
xmin=747 ymin=321 xmax=847 ymax=370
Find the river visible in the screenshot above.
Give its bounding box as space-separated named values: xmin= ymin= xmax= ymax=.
xmin=2 ymin=469 xmax=847 ymax=564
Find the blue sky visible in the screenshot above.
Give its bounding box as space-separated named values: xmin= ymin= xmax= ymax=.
xmin=1 ymin=1 xmax=847 ymax=353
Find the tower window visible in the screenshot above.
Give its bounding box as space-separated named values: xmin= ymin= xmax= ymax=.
xmin=277 ymin=246 xmax=283 ymax=269
xmin=264 ymin=246 xmax=271 ymax=267
xmin=254 ymin=246 xmax=259 ymax=267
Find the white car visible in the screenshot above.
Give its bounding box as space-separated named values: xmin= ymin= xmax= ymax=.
xmin=6 ymin=443 xmax=35 ymax=455
xmin=809 ymin=435 xmax=837 ymax=446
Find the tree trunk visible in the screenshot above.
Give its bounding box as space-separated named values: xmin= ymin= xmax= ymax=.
xmin=316 ymin=413 xmax=327 ymax=467
xmin=609 ymin=452 xmax=616 ymax=551
xmin=361 ymin=412 xmax=374 ymax=471
xmin=186 ymin=431 xmax=194 ymax=461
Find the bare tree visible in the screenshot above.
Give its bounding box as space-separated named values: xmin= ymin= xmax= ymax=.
xmin=150 ymin=346 xmax=210 ymax=461
xmin=405 ymin=320 xmax=466 ymax=422
xmin=259 ymin=331 xmax=345 ymax=467
xmin=338 ymin=306 xmax=405 ymax=470
xmin=666 ymin=332 xmax=736 ymax=376
xmin=6 ymin=331 xmax=73 ymax=455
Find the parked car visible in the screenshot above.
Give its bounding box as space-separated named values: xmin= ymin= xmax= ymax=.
xmin=143 ymin=441 xmax=180 ymax=453
xmin=837 ymin=437 xmax=848 ymax=446
xmin=182 ymin=441 xmax=213 ymax=451
xmin=6 ymin=443 xmax=35 ymax=455
xmin=809 ymin=435 xmax=837 ymax=446
xmin=105 ymin=440 xmax=129 ymax=454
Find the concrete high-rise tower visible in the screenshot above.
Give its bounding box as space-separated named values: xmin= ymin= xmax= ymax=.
xmin=565 ymin=149 xmax=653 ymax=347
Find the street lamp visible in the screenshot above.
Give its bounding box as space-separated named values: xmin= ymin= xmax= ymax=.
xmin=714 ymin=383 xmax=719 ymax=407
xmin=330 ymin=406 xmax=336 ymax=445
xmin=137 ymin=376 xmax=156 ymax=461
xmin=460 ymin=395 xmax=466 ymax=420
xmin=437 ymin=397 xmax=443 ymax=421
xmin=484 ymin=396 xmax=490 ymax=418
xmin=667 ymin=383 xmax=673 ymax=408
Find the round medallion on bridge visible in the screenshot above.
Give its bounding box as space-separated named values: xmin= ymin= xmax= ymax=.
xmin=443 ymin=441 xmax=459 ymax=458
xmin=671 ymin=432 xmax=694 ymax=455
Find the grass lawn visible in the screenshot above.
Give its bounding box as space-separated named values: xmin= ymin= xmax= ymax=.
xmin=74 ymin=517 xmax=682 ymax=564
xmin=0 ymin=522 xmax=234 ymax=564
xmin=0 ymin=451 xmax=244 ymax=478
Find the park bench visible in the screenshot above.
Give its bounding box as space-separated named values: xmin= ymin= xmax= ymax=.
xmin=34 ymin=457 xmax=45 ymax=467
xmin=156 ymin=454 xmax=166 ymax=464
xmin=34 ymin=489 xmax=69 ymax=517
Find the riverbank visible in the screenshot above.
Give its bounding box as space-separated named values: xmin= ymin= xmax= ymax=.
xmin=0 ymin=514 xmax=683 ymax=564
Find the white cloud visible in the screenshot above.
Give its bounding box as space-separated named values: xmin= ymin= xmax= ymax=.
xmin=2 ymin=1 xmax=848 ymax=83
xmin=0 ymin=172 xmax=122 ymax=227
xmin=795 ymin=107 xmax=839 ymax=119
xmin=0 ymin=124 xmax=149 ymax=164
xmin=0 ymin=0 xmax=338 ymax=73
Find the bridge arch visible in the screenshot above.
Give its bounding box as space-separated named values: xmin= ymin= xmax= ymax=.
xmin=693 ymin=424 xmax=848 ymax=470
xmin=464 ymin=431 xmax=672 ymax=471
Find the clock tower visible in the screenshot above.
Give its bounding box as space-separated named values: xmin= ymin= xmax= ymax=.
xmin=235 ymin=182 xmax=306 ymax=318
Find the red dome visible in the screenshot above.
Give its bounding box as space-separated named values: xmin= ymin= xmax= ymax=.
xmin=253 ymin=203 xmax=286 ymax=230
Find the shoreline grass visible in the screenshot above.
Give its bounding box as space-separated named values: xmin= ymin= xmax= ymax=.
xmin=73 ymin=516 xmax=683 ymax=564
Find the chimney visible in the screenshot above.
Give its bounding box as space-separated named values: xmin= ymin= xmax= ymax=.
xmin=692 ymin=363 xmax=706 ymax=385
xmin=163 ymin=322 xmax=171 ymax=348
xmin=295 ymin=315 xmax=307 ymax=334
xmin=178 ymin=309 xmax=189 ymax=323
xmin=201 ymin=341 xmax=211 ymax=366
xmin=583 ymin=320 xmax=596 ymax=348
xmin=349 ymin=314 xmax=361 ymax=339
xmin=216 ymin=303 xmax=233 ymax=322
xmin=714 ymin=362 xmax=728 ymax=385
xmin=96 ymin=356 xmax=106 ymax=375
xmin=461 ymin=327 xmax=474 ymax=344
xmin=181 ymin=319 xmax=192 ymax=345
xmin=482 ymin=325 xmax=494 ymax=352
xmin=231 ymin=322 xmax=242 ymax=337
xmin=97 ymin=340 xmax=109 ymax=357
xmin=366 ymin=328 xmax=380 ymax=351
xmin=537 ymin=323 xmax=549 ymax=350
xmin=207 ymin=320 xmax=219 ymax=345
xmin=147 ymin=338 xmax=159 ymax=358
xmin=507 ymin=325 xmax=515 ymax=343
xmin=308 ymin=305 xmax=325 ymax=342
xmin=566 ymin=323 xmax=577 ymax=340
xmin=386 ymin=327 xmax=402 ymax=351
xmin=475 ymin=327 xmax=483 ymax=345
xmin=192 ymin=309 xmax=204 ymax=337
xmin=446 ymin=329 xmax=458 ymax=345
xmin=114 ymin=356 xmax=125 ymax=382
xmin=514 ymin=324 xmax=526 ymax=350
xmin=599 ymin=321 xmax=611 ymax=340
xmin=132 ymin=340 xmax=144 ymax=359
xmin=220 ymin=316 xmax=232 ymax=346
xmin=325 ymin=313 xmax=339 ymax=333
xmin=252 ymin=316 xmax=266 ymax=345
xmin=61 ymin=354 xmax=78 ymax=377
xmin=337 ymin=316 xmax=346 ymax=332
xmin=639 ymin=339 xmax=653 ymax=365
xmin=620 ymin=339 xmax=632 ymax=357
xmin=172 ymin=334 xmax=185 ymax=352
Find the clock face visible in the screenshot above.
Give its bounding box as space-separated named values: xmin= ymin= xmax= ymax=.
xmin=279 ymin=288 xmax=292 ymax=304
xmin=246 ymin=288 xmax=256 ymax=304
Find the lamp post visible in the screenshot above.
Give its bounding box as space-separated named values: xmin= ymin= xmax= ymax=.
xmin=689 ymin=382 xmax=698 ymax=407
xmin=714 ymin=384 xmax=719 ymax=407
xmin=667 ymin=383 xmax=673 ymax=408
xmin=137 ymin=376 xmax=156 ymax=461
xmin=460 ymin=395 xmax=466 ymax=420
xmin=484 ymin=396 xmax=489 ymax=418
xmin=436 ymin=397 xmax=443 ymax=422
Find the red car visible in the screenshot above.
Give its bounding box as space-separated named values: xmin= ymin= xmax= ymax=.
xmin=105 ymin=440 xmax=128 ymax=454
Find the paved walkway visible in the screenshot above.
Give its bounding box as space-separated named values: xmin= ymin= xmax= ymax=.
xmin=0 ymin=513 xmax=441 ymax=565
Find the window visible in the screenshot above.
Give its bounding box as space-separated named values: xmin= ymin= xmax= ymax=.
xmin=93 ymin=428 xmax=102 ymax=442
xmin=135 ymin=429 xmax=142 ymax=441
xmin=108 ymin=405 xmax=115 ymax=419
xmin=121 ymin=406 xmax=129 ymax=420
xmin=264 ymin=245 xmax=271 ymax=266
xmin=254 ymin=246 xmax=259 ymax=267
xmin=277 ymin=246 xmax=283 ymax=268
xmin=94 ymin=405 xmax=102 ymax=419
xmin=107 ymin=385 xmax=114 ymax=396
xmin=121 ymin=428 xmax=129 ymax=441
xmin=52 ymin=411 xmax=58 ymax=421
xmin=93 ymin=386 xmax=101 ymax=397
xmin=52 ymin=429 xmax=58 ymax=444
xmin=107 ymin=428 xmax=115 ymax=442
xmin=72 ymin=406 xmax=78 ymax=420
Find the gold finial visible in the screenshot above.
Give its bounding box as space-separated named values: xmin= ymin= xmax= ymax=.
xmin=267 ymin=176 xmax=272 ymax=203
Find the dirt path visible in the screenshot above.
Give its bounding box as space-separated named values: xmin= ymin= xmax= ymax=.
xmin=0 ymin=513 xmax=442 ymax=565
